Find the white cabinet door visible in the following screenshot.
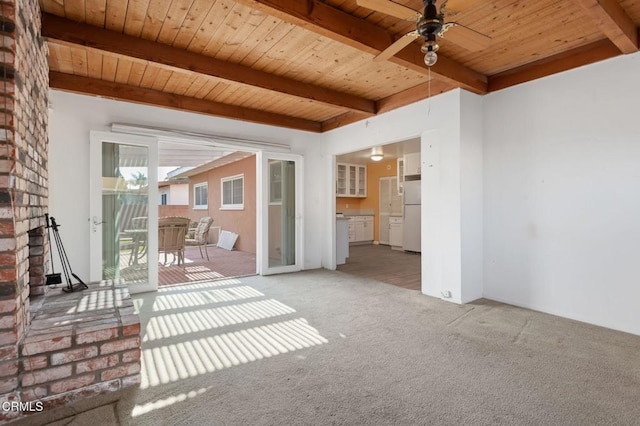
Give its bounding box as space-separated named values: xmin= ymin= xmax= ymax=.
xmin=348 ymin=165 xmax=358 ymax=196
xmin=364 ymin=217 xmax=374 ymax=241
xmin=379 ymin=214 xmax=389 ymax=244
xmin=404 ymin=152 xmax=421 ymax=176
xmin=357 ymin=165 xmax=366 ymax=197
xmin=389 ymin=217 xmax=403 ymax=248
xmin=390 ymin=178 xmax=403 ymax=216
xmin=349 ymin=216 xmax=374 ymax=242
xmin=336 ymin=164 xmax=347 ymax=196
xmin=380 ymin=176 xmax=401 ymax=245
xmin=354 ymin=220 xmax=365 ymax=241
xmin=379 ymin=178 xmax=391 ymax=245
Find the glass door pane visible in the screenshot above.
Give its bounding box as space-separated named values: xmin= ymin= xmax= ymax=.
xmin=358 ymin=165 xmax=366 ymax=196
xmin=268 ymin=159 xmax=296 ymax=268
xmin=349 ymin=165 xmax=357 ymax=196
xmin=90 ymin=131 xmax=157 ymax=293
xmin=261 ymin=152 xmax=302 ymax=276
xmin=101 ymin=142 xmax=150 ymax=285
xmin=336 ymin=164 xmax=346 ymax=196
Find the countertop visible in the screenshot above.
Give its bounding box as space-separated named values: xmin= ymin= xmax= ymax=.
xmin=337 ymin=209 xmax=375 ymax=217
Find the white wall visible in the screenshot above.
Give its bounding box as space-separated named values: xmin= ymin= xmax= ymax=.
xmin=459 ymin=90 xmax=484 ymax=302
xmin=48 ymin=91 xmax=322 ymax=280
xmin=322 ymin=89 xmax=484 ymax=303
xmin=483 ymin=52 xmax=640 ymax=335
xmin=169 ymin=184 xmax=189 ymax=205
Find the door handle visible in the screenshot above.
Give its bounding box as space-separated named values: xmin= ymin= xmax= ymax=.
xmin=93 ymin=216 xmax=105 ymax=226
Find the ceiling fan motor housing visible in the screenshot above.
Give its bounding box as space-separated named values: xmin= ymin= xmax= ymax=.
xmin=417 ymin=0 xmax=443 ymax=37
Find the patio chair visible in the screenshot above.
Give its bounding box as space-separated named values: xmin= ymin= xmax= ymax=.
xmin=185 ymin=216 xmax=214 ymax=261
xmin=121 ymin=216 xmax=148 ymax=266
xmin=158 ymin=216 xmax=190 ymax=266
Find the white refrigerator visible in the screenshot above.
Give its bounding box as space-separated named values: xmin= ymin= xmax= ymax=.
xmin=402 ymin=180 xmax=421 ymax=252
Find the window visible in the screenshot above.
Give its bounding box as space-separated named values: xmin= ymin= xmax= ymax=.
xmin=160 ymin=193 xmax=168 ymax=205
xmin=221 ymin=174 xmax=244 ymax=210
xmin=193 ymin=183 xmax=208 ymax=209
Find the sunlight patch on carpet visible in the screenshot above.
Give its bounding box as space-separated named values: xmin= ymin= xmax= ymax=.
xmin=151 ymin=286 xmax=264 ymax=311
xmin=142 ymin=299 xmax=297 ymax=342
xmin=139 ymin=318 xmax=328 ymax=390
xmin=132 ymin=387 xmax=211 ymax=417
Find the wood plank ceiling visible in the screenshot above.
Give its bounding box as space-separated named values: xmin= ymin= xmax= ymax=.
xmin=41 ymin=0 xmax=640 ymax=132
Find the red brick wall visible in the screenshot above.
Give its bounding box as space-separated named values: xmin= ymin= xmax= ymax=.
xmin=0 ymin=0 xmax=49 ymax=418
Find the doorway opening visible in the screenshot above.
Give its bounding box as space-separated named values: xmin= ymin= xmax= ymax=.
xmin=153 ymin=143 xmax=258 ymax=287
xmin=335 ymin=138 xmax=421 ymax=291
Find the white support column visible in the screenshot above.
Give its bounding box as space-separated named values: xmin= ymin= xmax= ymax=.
xmin=421 ymin=90 xmax=484 ymax=304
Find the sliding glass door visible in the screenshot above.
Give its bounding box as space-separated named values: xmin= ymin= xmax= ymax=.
xmin=260 ymin=152 xmax=303 ymax=275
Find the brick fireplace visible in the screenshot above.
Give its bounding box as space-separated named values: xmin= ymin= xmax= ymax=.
xmin=0 ymin=1 xmax=141 ymax=423
xmin=28 ymin=227 xmax=46 ymax=298
xmin=0 ymin=0 xmax=50 ymax=419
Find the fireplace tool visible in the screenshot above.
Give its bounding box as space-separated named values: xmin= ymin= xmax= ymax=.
xmin=44 ymin=214 xmax=62 ymax=286
xmin=46 ymin=215 xmax=88 ymax=292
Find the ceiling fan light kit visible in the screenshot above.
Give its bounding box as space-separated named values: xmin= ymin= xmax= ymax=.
xmin=424 ymin=48 xmax=438 ymax=66
xmin=422 ymin=34 xmax=439 ymax=66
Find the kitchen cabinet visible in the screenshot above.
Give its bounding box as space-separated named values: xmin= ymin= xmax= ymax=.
xmin=348 ymin=220 xmax=355 ymax=242
xmin=336 ymin=163 xmax=367 ymax=197
xmin=389 ymin=216 xmax=403 ymax=250
xmin=348 ymin=215 xmax=374 ymax=243
xmin=379 ymin=176 xmax=403 ymax=245
xmin=403 ymin=152 xmax=421 ymax=177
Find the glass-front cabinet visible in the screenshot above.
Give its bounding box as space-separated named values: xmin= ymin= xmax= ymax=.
xmin=336 ymin=164 xmax=347 ymax=195
xmin=336 ymin=163 xmax=367 ymax=198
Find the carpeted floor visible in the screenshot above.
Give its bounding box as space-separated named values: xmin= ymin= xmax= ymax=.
xmin=106 ymin=269 xmax=640 ymax=425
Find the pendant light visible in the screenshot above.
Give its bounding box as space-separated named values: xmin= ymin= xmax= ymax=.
xmin=370 ymin=146 xmax=384 ymax=161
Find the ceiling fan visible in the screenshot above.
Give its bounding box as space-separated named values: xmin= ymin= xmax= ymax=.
xmin=356 ymin=0 xmax=490 ymax=66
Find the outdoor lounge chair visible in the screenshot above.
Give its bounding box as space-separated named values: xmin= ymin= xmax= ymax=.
xmin=185 ymin=216 xmax=214 ymax=261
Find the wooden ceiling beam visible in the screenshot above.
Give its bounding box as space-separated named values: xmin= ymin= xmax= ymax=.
xmin=322 ymin=79 xmax=456 ymax=131
xmin=321 ymin=112 xmax=371 ymax=132
xmin=488 ymin=39 xmax=620 ymax=92
xmin=42 ymin=13 xmax=375 ymax=115
xmin=49 ymin=72 xmax=323 ymax=132
xmin=233 ymin=0 xmax=487 ymax=94
xmin=575 ymin=0 xmax=638 ymax=54
xmin=376 ymin=80 xmax=455 ymax=114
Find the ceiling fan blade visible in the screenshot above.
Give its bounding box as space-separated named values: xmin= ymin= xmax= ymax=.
xmin=439 ymin=0 xmax=482 ymax=14
xmin=356 ymin=0 xmax=420 ymax=21
xmin=440 ymin=23 xmax=490 ymax=51
xmin=374 ymin=31 xmax=420 ymax=62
